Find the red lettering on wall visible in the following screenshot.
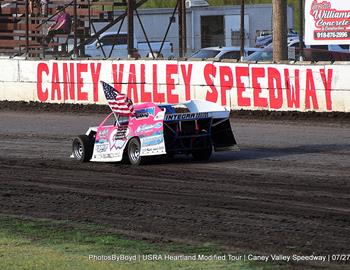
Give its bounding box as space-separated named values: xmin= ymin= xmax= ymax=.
xmin=166 ymin=64 xmax=179 ymax=103
xmin=252 ymin=67 xmax=267 ymax=108
xmin=320 ymin=68 xmax=333 ymax=111
xmin=90 ymin=63 xmax=101 ymax=102
xmin=140 ymin=64 xmax=151 ymax=102
xmin=305 ymin=69 xmax=319 ymax=110
xmin=284 ymin=69 xmax=300 ymax=109
xmin=127 ymin=64 xmax=138 ymax=103
xmin=235 ymin=66 xmax=250 ymax=107
xmin=180 ymin=64 xmax=192 ymax=101
xmin=51 ymin=62 xmax=61 ymax=100
xmin=37 ymin=63 xmax=49 ymax=102
xmin=112 ymin=64 xmax=124 ymax=92
xmin=268 ymin=67 xmax=283 ymax=109
xmin=77 ymin=63 xmax=88 ymax=101
xmin=219 ymin=66 xmax=233 ymax=106
xmin=204 ymin=64 xmax=218 ymax=103
xmin=152 ymin=64 xmax=165 ymax=103
xmin=63 ymin=63 xmax=75 ymax=101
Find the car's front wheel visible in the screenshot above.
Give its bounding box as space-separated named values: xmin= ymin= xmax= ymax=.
xmin=127 ymin=138 xmax=144 ymax=165
xmin=72 ymin=135 xmax=94 ymax=162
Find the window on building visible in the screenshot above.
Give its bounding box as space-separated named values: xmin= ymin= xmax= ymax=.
xmin=200 ymin=16 xmax=224 ymax=48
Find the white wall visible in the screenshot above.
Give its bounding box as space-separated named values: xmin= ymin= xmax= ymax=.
xmin=0 ymin=58 xmax=349 ymax=112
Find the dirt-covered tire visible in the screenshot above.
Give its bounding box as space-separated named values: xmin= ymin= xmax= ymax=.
xmin=127 ymin=138 xmax=143 ymax=166
xmin=192 ymin=135 xmax=212 ymax=161
xmin=72 ymin=135 xmax=94 ymax=162
xmin=192 ymin=145 xmax=212 ymax=161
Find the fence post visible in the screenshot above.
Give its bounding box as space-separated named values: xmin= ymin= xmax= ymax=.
xmin=25 ymin=0 xmax=29 ymax=55
xmin=73 ymin=0 xmax=78 ymax=57
xmin=240 ymin=0 xmax=245 ymax=60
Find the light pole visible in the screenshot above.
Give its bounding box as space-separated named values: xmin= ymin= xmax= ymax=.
xmin=240 ymin=0 xmax=245 ymax=61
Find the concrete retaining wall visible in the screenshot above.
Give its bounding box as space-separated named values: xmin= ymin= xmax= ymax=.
xmin=0 ymin=58 xmax=349 ymax=112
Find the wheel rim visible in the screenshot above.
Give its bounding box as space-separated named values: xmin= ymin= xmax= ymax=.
xmin=74 ymin=141 xmax=83 ymax=159
xmin=129 ymin=142 xmax=140 ymax=162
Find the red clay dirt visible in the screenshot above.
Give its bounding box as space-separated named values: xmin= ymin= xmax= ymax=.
xmin=0 ymin=106 xmax=349 ymax=268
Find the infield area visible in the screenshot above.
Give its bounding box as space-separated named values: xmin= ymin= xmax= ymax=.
xmin=0 ymin=107 xmax=349 ymax=269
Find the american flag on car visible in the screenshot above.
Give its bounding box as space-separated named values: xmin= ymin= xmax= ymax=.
xmin=101 ymin=81 xmax=134 ymax=115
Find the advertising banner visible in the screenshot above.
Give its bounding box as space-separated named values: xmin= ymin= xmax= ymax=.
xmin=33 ymin=60 xmax=336 ymax=111
xmin=1 ymin=59 xmax=349 ymax=112
xmin=305 ymin=0 xmax=350 ymax=45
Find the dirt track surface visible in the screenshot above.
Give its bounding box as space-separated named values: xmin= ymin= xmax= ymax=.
xmin=0 ymin=111 xmax=349 ymax=262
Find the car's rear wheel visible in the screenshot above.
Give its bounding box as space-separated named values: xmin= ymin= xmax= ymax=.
xmin=127 ymin=138 xmax=143 ymax=165
xmin=72 ymin=135 xmax=94 ymax=162
xmin=192 ymin=137 xmax=213 ymax=161
xmin=192 ymin=146 xmax=212 ymax=161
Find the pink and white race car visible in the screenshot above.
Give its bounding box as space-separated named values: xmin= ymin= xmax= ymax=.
xmin=72 ymin=82 xmax=238 ymax=165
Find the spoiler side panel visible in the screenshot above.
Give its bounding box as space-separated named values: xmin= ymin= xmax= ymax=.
xmin=211 ymin=118 xmax=238 ymax=151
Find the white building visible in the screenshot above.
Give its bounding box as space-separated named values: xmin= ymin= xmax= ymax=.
xmin=92 ymin=3 xmax=294 ymax=56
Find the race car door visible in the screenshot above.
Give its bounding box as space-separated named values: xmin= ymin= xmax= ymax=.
xmin=92 ymin=113 xmax=129 ymax=162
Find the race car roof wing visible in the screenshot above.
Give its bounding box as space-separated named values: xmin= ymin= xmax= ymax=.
xmin=182 ymin=100 xmax=230 ymax=119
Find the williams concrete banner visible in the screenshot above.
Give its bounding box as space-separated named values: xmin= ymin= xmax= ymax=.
xmin=305 ymin=0 xmax=350 ymax=45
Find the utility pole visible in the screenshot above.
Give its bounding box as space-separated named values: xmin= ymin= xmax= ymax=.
xmin=25 ymin=0 xmax=29 ymax=55
xmin=73 ymin=0 xmax=78 ymax=57
xmin=240 ymin=0 xmax=245 ymax=60
xmin=178 ymin=0 xmax=187 ymax=57
xmin=181 ymin=0 xmax=187 ymax=56
xmin=299 ymin=0 xmax=304 ymax=61
xmin=127 ymin=0 xmax=135 ymax=57
xmin=272 ymin=0 xmax=288 ymax=62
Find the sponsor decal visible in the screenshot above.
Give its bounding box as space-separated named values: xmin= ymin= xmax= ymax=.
xmin=114 ymin=126 xmax=128 ymax=140
xmin=141 ymin=135 xmax=164 ymax=147
xmin=96 ymin=144 xmax=108 ymax=153
xmin=154 ymin=110 xmax=165 ymax=121
xmin=142 ymin=145 xmax=166 ymax=155
xmin=96 ymin=153 xmax=122 ymax=159
xmin=139 ymin=130 xmax=162 ymax=138
xmin=135 ymin=122 xmax=163 ymax=134
xmin=109 ymin=128 xmax=127 ymax=150
xmin=134 ymin=107 xmax=155 ymax=119
xmin=165 ymin=112 xmax=210 ymax=121
xmin=98 ymin=129 xmax=109 ymax=140
xmin=135 ymin=112 xmax=149 ymax=119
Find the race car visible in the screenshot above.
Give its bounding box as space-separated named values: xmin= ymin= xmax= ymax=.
xmin=71 ymin=83 xmax=238 ymax=165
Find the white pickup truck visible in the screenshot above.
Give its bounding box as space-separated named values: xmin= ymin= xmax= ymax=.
xmin=84 ymin=32 xmax=174 ymax=58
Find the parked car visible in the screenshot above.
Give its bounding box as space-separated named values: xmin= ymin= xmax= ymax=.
xmin=190 ymin=46 xmax=261 ymax=60
xmin=84 ymin=32 xmax=173 ymax=58
xmin=245 ymin=47 xmax=350 ymax=62
xmin=266 ymin=36 xmax=350 ymax=53
xmin=255 ymin=30 xmax=298 ymax=48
